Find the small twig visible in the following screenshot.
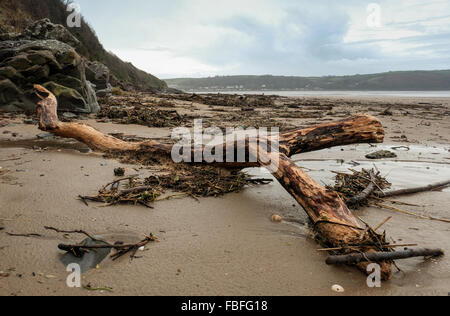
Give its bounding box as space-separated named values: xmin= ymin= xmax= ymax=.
xmin=78 ymin=195 xmax=89 ymax=206
xmin=317 ymin=244 xmax=418 ymax=252
xmin=44 ymin=226 xmax=103 ymax=243
xmin=373 ymin=203 xmax=450 ymax=223
xmin=374 ymin=216 xmax=393 ymax=232
xmin=101 ymin=175 xmax=139 ymax=191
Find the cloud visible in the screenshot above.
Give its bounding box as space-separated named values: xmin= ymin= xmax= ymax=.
xmin=76 ymin=0 xmax=450 ymax=78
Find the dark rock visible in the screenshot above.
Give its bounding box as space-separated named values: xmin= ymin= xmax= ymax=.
xmin=0 ymin=79 xmax=35 ymax=112
xmin=22 ymin=64 xmax=50 ymax=81
xmin=23 ymin=118 xmax=35 ymax=125
xmin=42 ymin=81 xmax=87 ymax=113
xmin=0 ymin=20 xmax=106 ymax=113
xmin=86 ymin=61 xmax=110 ymax=90
xmin=114 ymin=167 xmax=126 ymax=177
xmin=36 ymin=132 xmax=54 ymax=139
xmin=96 ymin=84 xmax=113 ymax=97
xmin=366 ymin=150 xmax=398 ymax=160
xmin=0 ymin=39 xmax=98 ymax=113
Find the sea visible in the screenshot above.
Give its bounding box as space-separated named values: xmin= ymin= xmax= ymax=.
xmin=189 ymin=90 xmax=450 ymax=98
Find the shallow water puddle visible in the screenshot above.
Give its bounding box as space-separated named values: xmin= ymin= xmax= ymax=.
xmin=248 ymin=157 xmax=450 ymax=193
xmin=0 ymin=138 xmax=91 ymax=153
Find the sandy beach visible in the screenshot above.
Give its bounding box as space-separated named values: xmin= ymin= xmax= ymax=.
xmin=0 ymin=94 xmax=449 ymax=296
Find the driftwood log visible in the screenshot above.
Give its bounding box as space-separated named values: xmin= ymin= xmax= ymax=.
xmin=34 ymin=85 xmax=394 ymax=279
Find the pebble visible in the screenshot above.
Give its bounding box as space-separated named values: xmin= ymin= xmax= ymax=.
xmin=332 ymin=284 xmax=345 ymax=293
xmin=271 ymin=214 xmax=282 ymax=223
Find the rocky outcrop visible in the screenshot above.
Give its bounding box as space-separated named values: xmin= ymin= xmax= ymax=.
xmin=23 ymin=19 xmax=80 ymax=49
xmin=0 ymin=19 xmax=101 ymax=113
xmin=86 ymin=60 xmax=114 ymax=97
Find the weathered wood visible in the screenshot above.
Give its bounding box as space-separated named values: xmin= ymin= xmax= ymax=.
xmin=249 ymin=144 xmax=392 ymax=280
xmin=326 ymin=248 xmax=444 ymax=265
xmin=34 ymin=84 xmax=394 ymax=279
xmin=34 ymin=85 xmax=384 ymax=161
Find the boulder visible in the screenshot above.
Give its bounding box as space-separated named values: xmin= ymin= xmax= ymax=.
xmin=23 ymin=19 xmax=80 ymax=49
xmin=0 ymin=19 xmax=107 ymax=113
xmin=86 ymin=61 xmax=111 ymax=91
xmin=0 ymin=39 xmax=98 ymax=113
xmin=41 ymin=81 xmax=87 ymax=112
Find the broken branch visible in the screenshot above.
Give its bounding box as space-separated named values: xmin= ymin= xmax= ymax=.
xmin=326 ymin=248 xmax=444 ymax=265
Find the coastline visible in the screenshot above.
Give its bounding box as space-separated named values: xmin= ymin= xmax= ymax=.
xmin=0 ymin=94 xmax=449 ymax=296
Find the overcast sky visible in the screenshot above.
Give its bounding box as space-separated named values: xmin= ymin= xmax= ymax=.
xmin=75 ymin=0 xmax=450 ymax=79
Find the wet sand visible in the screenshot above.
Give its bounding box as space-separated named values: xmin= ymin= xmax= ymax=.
xmin=0 ymin=95 xmax=449 ymax=296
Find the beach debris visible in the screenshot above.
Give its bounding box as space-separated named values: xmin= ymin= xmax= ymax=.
xmin=326 ymin=248 xmax=444 ymax=266
xmin=0 ymin=272 xmax=10 ymax=278
xmin=372 ymin=203 xmax=450 ymax=224
xmin=366 ymin=150 xmax=397 ymax=159
xmin=380 ymin=106 xmax=393 ymax=116
xmin=60 ymin=237 xmax=112 ymax=273
xmin=271 ymin=214 xmax=283 ymax=223
xmin=329 ymin=168 xmax=391 ymax=208
xmin=97 ymin=99 xmax=187 ymax=128
xmin=80 ymin=175 xmax=161 ymax=208
xmin=83 ymin=283 xmax=113 ymax=293
xmin=81 ymin=167 xmax=273 ymax=208
xmin=45 ymin=226 xmax=158 ymax=270
xmin=331 ymin=285 xmax=345 ymax=293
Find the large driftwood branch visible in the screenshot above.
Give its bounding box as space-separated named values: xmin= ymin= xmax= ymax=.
xmin=34 ymin=85 xmax=384 ymax=160
xmin=34 ymin=85 xmax=394 ymax=279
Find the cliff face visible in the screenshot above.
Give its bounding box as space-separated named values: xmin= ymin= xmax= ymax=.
xmin=0 ymin=0 xmax=167 ymax=91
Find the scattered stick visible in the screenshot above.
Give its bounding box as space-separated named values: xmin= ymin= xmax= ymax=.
xmin=374 ymin=216 xmax=393 ymax=232
xmin=326 ymin=248 xmax=444 ymax=265
xmin=373 ymin=203 xmax=450 ymax=223
xmin=45 ymin=226 xmax=100 ymax=242
xmin=46 ymin=226 xmax=159 ymax=260
xmin=381 ymin=179 xmax=450 ymax=198
xmin=317 ymin=244 xmax=418 ymax=252
xmin=58 ymin=235 xmax=158 ymax=261
xmin=101 ymin=175 xmax=139 ymax=191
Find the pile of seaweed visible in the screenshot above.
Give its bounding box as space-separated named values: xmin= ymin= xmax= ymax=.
xmin=97 ymin=95 xmax=187 ymax=128
xmin=328 ymin=168 xmax=391 ymax=209
xmin=82 ymin=152 xmax=272 ymax=208
xmin=161 ymin=93 xmax=277 ymax=108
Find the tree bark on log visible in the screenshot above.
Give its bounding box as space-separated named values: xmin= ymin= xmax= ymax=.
xmin=34 ymin=84 xmax=394 ymax=280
